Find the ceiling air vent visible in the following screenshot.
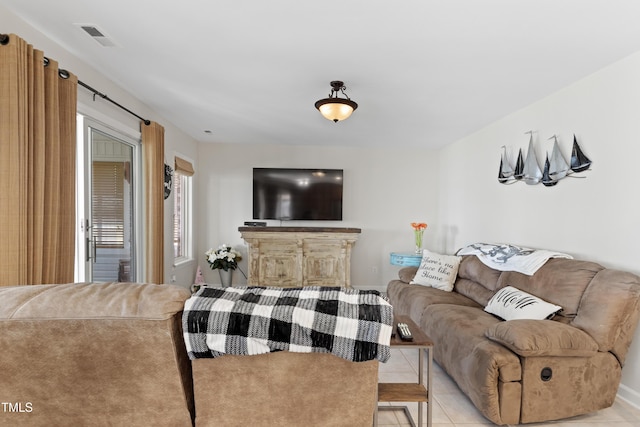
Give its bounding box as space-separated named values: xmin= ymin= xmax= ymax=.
xmin=75 ymin=24 xmax=118 ymax=47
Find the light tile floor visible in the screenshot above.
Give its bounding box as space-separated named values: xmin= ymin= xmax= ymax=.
xmin=378 ymin=348 xmax=640 ymax=427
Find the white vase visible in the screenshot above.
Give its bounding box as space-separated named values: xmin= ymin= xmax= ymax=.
xmin=219 ymin=269 xmax=233 ymax=287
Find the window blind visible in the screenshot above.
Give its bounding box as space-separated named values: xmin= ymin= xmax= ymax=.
xmin=173 ymin=173 xmax=183 ymax=258
xmin=92 ymin=162 xmax=125 ymax=248
xmin=175 ymin=157 xmax=194 ymax=176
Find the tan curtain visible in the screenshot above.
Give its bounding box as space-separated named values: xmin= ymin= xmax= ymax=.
xmin=0 ymin=34 xmax=77 ymax=286
xmin=141 ymin=121 xmax=165 ymax=283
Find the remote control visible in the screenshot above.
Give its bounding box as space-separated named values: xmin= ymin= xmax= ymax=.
xmin=397 ymin=322 xmax=413 ymax=341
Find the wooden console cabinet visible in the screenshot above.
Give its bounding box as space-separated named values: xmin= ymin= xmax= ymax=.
xmin=238 ymin=227 xmax=361 ymax=288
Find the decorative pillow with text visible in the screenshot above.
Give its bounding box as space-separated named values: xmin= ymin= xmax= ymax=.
xmin=410 ymin=250 xmax=461 ymax=292
xmin=485 ymin=286 xmax=562 ymax=321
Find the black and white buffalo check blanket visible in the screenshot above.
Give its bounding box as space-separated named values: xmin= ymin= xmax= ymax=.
xmin=183 ymin=286 xmax=393 ymax=363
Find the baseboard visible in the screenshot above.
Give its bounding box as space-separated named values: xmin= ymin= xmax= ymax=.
xmin=617 ymin=384 xmax=640 ymax=410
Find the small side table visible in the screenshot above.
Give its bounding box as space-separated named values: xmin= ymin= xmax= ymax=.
xmin=390 ymin=252 xmax=422 ymax=267
xmin=375 ymin=315 xmax=433 ymax=427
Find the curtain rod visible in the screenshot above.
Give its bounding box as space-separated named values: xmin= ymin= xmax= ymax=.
xmin=77 ymin=80 xmax=151 ymax=126
xmin=0 ymin=33 xmax=151 ymax=126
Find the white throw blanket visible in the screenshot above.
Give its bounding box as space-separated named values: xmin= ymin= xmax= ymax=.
xmin=457 ymin=243 xmax=572 ymax=276
xmin=183 ymin=286 xmax=393 ymax=362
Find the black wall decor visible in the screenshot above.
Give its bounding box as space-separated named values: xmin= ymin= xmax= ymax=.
xmin=164 ymin=163 xmax=173 ymax=199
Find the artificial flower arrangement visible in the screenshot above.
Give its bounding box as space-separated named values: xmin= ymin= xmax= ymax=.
xmin=205 ymin=244 xmax=242 ymax=271
xmin=411 ymin=222 xmax=428 ymax=253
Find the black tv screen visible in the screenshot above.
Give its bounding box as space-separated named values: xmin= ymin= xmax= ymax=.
xmin=253 ymin=168 xmax=343 ymax=221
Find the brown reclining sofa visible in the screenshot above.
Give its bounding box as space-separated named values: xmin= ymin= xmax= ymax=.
xmin=388 ymin=255 xmax=640 ymax=424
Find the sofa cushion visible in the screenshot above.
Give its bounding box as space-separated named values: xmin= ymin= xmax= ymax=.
xmin=455 ymin=256 xmax=503 ymax=306
xmin=571 ymin=269 xmax=640 ymax=362
xmin=410 ymin=250 xmax=461 ymax=291
xmin=0 ymin=282 xmax=191 ymax=320
xmin=485 ymin=320 xmax=599 ymax=357
xmin=422 ymin=305 xmax=521 ymax=383
xmin=454 ymin=278 xmax=496 ymax=307
xmin=497 ymin=258 xmax=603 ymax=318
xmin=485 ymin=286 xmax=561 ymax=321
xmin=457 ymin=255 xmax=502 ymax=291
xmin=387 ymin=280 xmax=481 ymax=321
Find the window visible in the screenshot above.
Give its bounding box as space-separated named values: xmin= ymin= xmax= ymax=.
xmin=173 ymin=157 xmax=194 ymax=263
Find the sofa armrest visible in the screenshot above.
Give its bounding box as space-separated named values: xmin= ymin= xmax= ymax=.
xmin=398 ymin=267 xmax=418 ymax=283
xmin=485 ymin=320 xmax=599 ymax=357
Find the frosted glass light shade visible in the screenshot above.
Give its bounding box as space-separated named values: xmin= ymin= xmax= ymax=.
xmin=315 ymin=98 xmax=358 ymax=122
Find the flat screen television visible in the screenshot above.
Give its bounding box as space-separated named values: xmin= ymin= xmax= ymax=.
xmin=253 ymin=168 xmax=343 ymax=221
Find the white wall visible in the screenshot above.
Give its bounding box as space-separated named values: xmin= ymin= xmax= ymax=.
xmin=195 ymin=142 xmax=440 ymax=290
xmin=437 ymin=50 xmax=640 ymax=406
xmin=7 ymin=0 xmax=640 ymax=405
xmin=2 ymin=5 xmax=200 ymax=290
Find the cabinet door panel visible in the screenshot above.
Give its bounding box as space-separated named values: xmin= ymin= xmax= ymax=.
xmin=258 ymin=241 xmax=302 ymax=287
xmin=260 ymin=256 xmax=300 ymax=286
xmin=303 ymin=240 xmax=345 ymax=287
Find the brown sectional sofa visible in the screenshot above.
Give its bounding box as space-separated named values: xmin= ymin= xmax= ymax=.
xmin=387 ymin=255 xmax=640 ymax=425
xmin=192 ymin=352 xmax=378 ymax=426
xmin=0 ymin=282 xmax=379 ymax=426
xmin=0 ymin=282 xmax=195 ymax=427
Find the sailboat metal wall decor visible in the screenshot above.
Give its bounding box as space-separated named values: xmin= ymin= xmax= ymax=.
xmin=498 ymin=146 xmax=515 ymax=184
xmin=514 ymin=148 xmax=524 ymax=181
xmin=541 ymin=134 xmax=571 ymax=187
xmin=570 ymin=134 xmax=592 ymax=172
xmin=541 ymin=155 xmax=558 ymax=187
xmin=498 ymin=133 xmax=592 ymax=186
xmin=522 ymin=131 xmax=542 ymax=185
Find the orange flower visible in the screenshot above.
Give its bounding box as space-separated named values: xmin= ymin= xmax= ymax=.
xmin=411 ymin=222 xmax=427 ymax=231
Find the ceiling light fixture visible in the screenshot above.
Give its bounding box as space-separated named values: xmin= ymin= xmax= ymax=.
xmin=315 ymin=81 xmax=358 ymax=123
